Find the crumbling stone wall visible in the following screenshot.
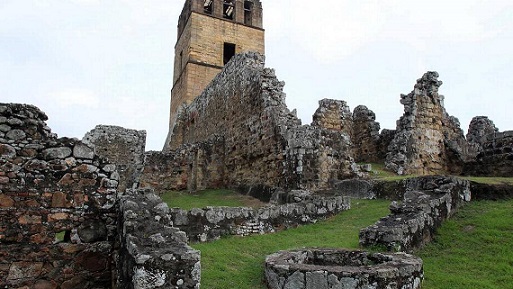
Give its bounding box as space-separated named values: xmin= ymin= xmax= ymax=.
xmin=376 ymin=129 xmax=396 ymax=162
xmin=359 ymin=176 xmax=471 ymax=252
xmin=83 ymin=125 xmax=146 ymax=192
xmin=169 ymin=193 xmax=350 ymax=243
xmin=285 ymin=125 xmax=359 ymax=190
xmin=352 ymin=105 xmax=381 ymax=163
xmin=311 ymin=99 xmax=353 ymax=137
xmin=265 ymin=249 xmax=423 ymax=289
xmin=468 ymin=130 xmax=513 ymax=177
xmin=117 ymin=188 xmax=200 ymax=289
xmin=385 ymin=72 xmax=469 ymax=175
xmin=160 ymin=52 xmax=358 ymax=191
xmin=466 ymin=116 xmax=498 ymax=153
xmin=0 ymin=104 xmax=119 ymax=288
xmin=141 ymin=136 xmax=225 ymax=192
xmin=165 ymin=52 xmax=300 ymax=189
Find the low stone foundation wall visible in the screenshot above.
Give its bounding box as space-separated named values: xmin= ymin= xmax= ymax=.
xmin=359 ymin=176 xmax=471 ymax=252
xmin=170 ymin=195 xmax=350 ymax=243
xmin=117 ymin=189 xmax=200 ymax=289
xmin=265 ymin=249 xmax=423 ymax=289
xmin=469 ymin=181 xmax=513 ymax=200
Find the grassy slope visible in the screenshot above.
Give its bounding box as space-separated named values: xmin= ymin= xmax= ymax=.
xmin=192 ymin=200 xmax=391 ymax=289
xmin=418 ymin=200 xmax=513 ymax=289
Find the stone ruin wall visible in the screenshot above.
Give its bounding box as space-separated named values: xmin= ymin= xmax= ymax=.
xmin=162 ymin=52 xmax=300 ymax=190
xmin=0 ymin=104 xmax=119 ymax=288
xmin=83 ymin=125 xmax=146 ymax=192
xmin=118 ymin=188 xmax=200 ymax=289
xmin=468 ymin=130 xmax=513 ymax=177
xmin=0 ymin=104 xmax=200 ymax=289
xmin=385 ymin=72 xmax=469 ymax=175
xmin=141 ymin=138 xmax=225 ymax=192
xmin=169 ymin=193 xmax=350 ymax=243
xmin=265 ymin=249 xmax=423 ymax=289
xmin=154 ymin=52 xmax=362 ymax=192
xmin=360 ymin=176 xmax=471 ymax=252
xmin=464 ymin=116 xmax=513 ymax=177
xmin=352 ymin=105 xmax=382 ymax=163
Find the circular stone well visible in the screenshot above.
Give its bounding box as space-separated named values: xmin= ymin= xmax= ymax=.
xmin=265 ymin=249 xmax=423 ymax=289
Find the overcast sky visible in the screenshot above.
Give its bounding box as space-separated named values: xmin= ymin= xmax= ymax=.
xmin=2 ymin=0 xmax=512 ymax=150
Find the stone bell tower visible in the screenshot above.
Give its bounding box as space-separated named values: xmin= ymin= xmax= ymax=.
xmin=166 ymin=0 xmax=265 ymax=143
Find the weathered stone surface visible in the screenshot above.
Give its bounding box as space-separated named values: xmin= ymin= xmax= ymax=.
xmin=0 ymin=143 xmax=16 ymax=158
xmin=73 ymin=143 xmax=95 ymax=160
xmin=34 ymin=279 xmax=58 ymax=289
xmin=6 ymin=129 xmax=26 ymax=141
xmin=465 ymin=121 xmax=513 ymax=176
xmin=265 ymin=249 xmax=423 ymax=289
xmin=360 ymin=176 xmax=471 ymax=252
xmin=77 ymin=220 xmax=108 ymax=243
xmin=466 ymin=116 xmax=498 ymax=147
xmin=83 ymin=125 xmax=146 ymax=192
xmin=170 ymin=192 xmax=350 ymax=243
xmin=0 ymin=194 xmax=15 ymax=207
xmin=330 ymin=179 xmax=375 ymax=199
xmin=385 ymin=72 xmax=469 ymax=175
xmin=118 ymin=188 xmax=201 ymax=289
xmin=352 ymin=105 xmax=381 ymax=163
xmin=7 ymin=262 xmax=43 ymax=280
xmin=158 ymin=52 xmax=358 ymax=192
xmin=0 ymin=103 xmax=118 ymax=289
xmin=42 ymin=147 xmax=72 ymax=160
xmin=312 ymin=99 xmax=353 ymax=136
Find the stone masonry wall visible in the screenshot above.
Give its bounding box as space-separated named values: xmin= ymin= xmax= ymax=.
xmin=468 ymin=130 xmax=513 ymax=177
xmin=352 ymin=105 xmax=381 ymax=163
xmin=285 ymin=125 xmax=359 ymax=190
xmin=160 ymin=52 xmax=358 ymax=191
xmin=311 ymin=99 xmax=353 ymax=137
xmin=385 ymin=72 xmax=469 ymax=175
xmin=117 ymin=188 xmax=200 ymax=289
xmin=141 ymin=137 xmax=225 ymax=192
xmin=0 ymin=104 xmax=119 ymax=288
xmin=83 ymin=125 xmax=146 ymax=192
xmin=466 ymin=116 xmax=498 ymax=153
xmin=359 ymin=176 xmax=471 ymax=252
xmin=166 ymin=52 xmax=299 ymax=189
xmin=169 ymin=193 xmax=350 ymax=243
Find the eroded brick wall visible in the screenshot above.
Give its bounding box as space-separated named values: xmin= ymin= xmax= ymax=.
xmin=0 ymin=104 xmax=119 ymax=288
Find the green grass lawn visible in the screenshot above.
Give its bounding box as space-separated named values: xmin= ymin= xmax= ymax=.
xmin=192 ymin=199 xmax=391 ymax=289
xmin=418 ymin=200 xmax=513 ymax=289
xmin=461 ymin=176 xmax=513 ymax=185
xmin=161 ymin=189 xmax=265 ymax=210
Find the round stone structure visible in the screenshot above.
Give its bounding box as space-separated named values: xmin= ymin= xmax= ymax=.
xmin=265 ymin=249 xmax=423 ymax=289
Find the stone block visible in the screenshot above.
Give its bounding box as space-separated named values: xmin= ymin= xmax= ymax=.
xmin=0 ymin=194 xmax=14 ymax=207
xmin=42 ymin=147 xmax=72 ymax=160
xmin=7 ymin=262 xmax=43 ymax=280
xmin=73 ymin=143 xmax=94 ymax=160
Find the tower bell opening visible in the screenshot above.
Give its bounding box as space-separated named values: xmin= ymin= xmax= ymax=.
xmin=223 ymin=0 xmax=235 ymax=20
